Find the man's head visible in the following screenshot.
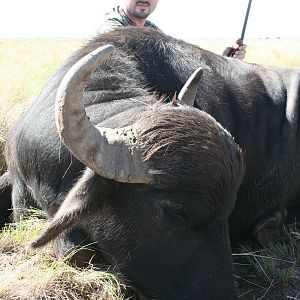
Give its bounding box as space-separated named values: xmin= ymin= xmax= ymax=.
xmin=121 ymin=0 xmax=159 ymax=20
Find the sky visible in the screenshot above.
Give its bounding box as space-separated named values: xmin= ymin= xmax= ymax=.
xmin=1 ymin=0 xmax=299 ymax=39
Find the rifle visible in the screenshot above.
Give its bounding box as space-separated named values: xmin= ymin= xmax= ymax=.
xmin=227 ymin=0 xmax=252 ymax=57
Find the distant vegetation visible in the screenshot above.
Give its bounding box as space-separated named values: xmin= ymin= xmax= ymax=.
xmin=0 ymin=39 xmax=82 ymax=139
xmin=0 ymin=37 xmax=300 ymax=299
xmin=189 ymin=37 xmax=300 ymax=67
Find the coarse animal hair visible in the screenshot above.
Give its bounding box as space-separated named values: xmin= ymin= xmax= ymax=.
xmin=137 ymin=105 xmax=244 ymax=217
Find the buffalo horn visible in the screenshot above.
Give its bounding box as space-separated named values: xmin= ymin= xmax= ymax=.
xmin=178 ymin=67 xmax=203 ymax=107
xmin=55 ymin=45 xmax=152 ymax=184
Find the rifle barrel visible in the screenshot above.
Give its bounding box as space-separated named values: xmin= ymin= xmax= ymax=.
xmin=241 ymin=0 xmax=253 ymax=41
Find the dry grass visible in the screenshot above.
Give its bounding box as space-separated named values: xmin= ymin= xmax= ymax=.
xmin=0 ymin=39 xmax=83 ymax=133
xmin=188 ymin=37 xmax=300 ymax=67
xmin=0 ymin=214 xmax=134 ymax=300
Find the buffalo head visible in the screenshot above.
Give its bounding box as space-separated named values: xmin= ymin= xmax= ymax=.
xmin=30 ymin=45 xmax=244 ymax=299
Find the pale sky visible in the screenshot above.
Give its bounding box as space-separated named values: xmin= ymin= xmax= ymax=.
xmin=1 ymin=0 xmax=299 ymax=39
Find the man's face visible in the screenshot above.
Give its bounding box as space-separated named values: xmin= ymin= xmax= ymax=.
xmin=123 ymin=0 xmax=159 ymax=19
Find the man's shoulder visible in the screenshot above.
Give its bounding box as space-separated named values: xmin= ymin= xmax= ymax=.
xmin=145 ymin=20 xmax=160 ymax=30
xmin=103 ymin=6 xmax=134 ymax=26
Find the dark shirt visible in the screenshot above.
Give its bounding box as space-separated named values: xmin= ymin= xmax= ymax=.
xmin=97 ymin=6 xmax=160 ymax=34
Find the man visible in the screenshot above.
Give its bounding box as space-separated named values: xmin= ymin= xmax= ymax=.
xmin=97 ymin=0 xmax=160 ymax=33
xmin=97 ymin=0 xmax=247 ymax=60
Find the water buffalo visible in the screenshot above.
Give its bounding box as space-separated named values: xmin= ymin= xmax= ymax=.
xmin=1 ymin=27 xmax=300 ymax=299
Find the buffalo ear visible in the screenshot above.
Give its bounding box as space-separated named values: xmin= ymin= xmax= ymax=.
xmin=178 ymin=67 xmax=203 ymax=107
xmin=30 ymin=170 xmax=106 ymax=249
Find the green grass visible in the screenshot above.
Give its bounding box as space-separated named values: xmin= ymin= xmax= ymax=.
xmin=233 ymin=224 xmax=300 ymax=299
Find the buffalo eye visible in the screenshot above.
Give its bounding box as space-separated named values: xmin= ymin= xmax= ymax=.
xmin=162 ymin=207 xmax=189 ymax=229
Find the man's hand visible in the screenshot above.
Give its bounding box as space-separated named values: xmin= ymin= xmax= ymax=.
xmin=223 ymin=38 xmax=247 ymax=60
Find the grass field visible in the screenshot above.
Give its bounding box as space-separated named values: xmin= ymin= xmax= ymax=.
xmin=0 ymin=39 xmax=83 ymax=135
xmin=0 ymin=37 xmax=300 ymax=299
xmin=189 ymin=37 xmax=300 ymax=67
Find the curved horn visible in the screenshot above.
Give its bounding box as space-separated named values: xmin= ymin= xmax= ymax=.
xmin=55 ymin=45 xmax=152 ymax=184
xmin=178 ymin=67 xmax=203 ymax=107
